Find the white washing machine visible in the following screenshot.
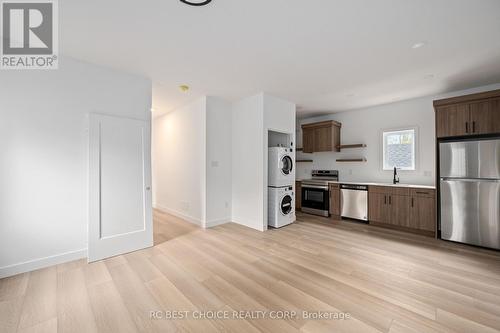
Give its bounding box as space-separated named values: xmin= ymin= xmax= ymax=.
xmin=268 ymin=147 xmax=294 ymax=187
xmin=268 ymin=186 xmax=295 ymax=228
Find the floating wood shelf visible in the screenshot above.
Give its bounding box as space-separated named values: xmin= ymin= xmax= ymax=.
xmin=337 ymin=144 xmax=366 ymax=149
xmin=297 ymin=159 xmax=313 ymax=163
xmin=336 ymin=158 xmax=367 ymax=162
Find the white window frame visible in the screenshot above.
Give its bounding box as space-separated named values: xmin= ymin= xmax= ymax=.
xmin=381 ymin=126 xmax=418 ymax=172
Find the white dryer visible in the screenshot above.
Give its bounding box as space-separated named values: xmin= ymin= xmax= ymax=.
xmin=268 ymin=186 xmax=295 ymax=228
xmin=268 ymin=147 xmax=294 ymax=187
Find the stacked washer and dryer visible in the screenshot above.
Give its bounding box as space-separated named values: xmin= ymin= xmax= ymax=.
xmin=268 ymin=147 xmax=295 ymax=228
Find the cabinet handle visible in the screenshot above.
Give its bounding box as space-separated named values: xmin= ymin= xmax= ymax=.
xmin=389 ymin=196 xmax=392 ymax=205
xmin=472 ymin=121 xmax=476 ymax=133
xmin=384 ymin=195 xmax=387 ymax=204
xmin=411 ymin=197 xmax=414 ymax=207
xmin=466 ymin=122 xmax=469 ymax=133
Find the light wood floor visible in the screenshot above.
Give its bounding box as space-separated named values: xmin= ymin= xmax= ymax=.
xmin=2 ymin=211 xmax=500 ymax=333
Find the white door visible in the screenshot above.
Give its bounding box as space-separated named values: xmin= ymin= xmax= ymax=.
xmin=88 ymin=114 xmax=153 ymax=262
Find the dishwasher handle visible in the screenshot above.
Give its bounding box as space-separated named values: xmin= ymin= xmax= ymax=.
xmin=340 ymin=184 xmax=368 ymax=191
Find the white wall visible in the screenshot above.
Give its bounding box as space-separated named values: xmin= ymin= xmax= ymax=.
xmin=231 ymin=93 xmax=296 ymax=231
xmin=263 ymin=94 xmax=296 ymax=227
xmin=206 ymin=97 xmax=232 ymax=227
xmin=152 ymin=97 xmax=207 ymax=225
xmin=296 ymin=83 xmax=500 ymax=186
xmin=231 ymin=94 xmax=265 ymax=230
xmin=0 ymin=57 xmax=152 ymax=278
xmin=152 ymin=96 xmax=232 ymax=228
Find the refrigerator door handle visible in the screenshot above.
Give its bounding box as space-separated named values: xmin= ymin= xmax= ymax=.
xmin=441 ymin=177 xmax=500 ymax=183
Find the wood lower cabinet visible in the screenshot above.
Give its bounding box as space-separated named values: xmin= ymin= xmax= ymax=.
xmin=368 ymin=186 xmax=436 ymax=236
xmin=301 ymin=120 xmax=341 ymax=153
xmin=329 ymin=184 xmax=340 ymax=217
xmin=434 ymin=89 xmax=500 ymax=138
xmin=409 ymin=189 xmax=436 ymax=232
xmin=368 ymin=192 xmax=389 ymax=223
xmin=390 ymin=195 xmax=410 ymax=228
xmin=295 ymin=181 xmax=302 ymax=211
xmin=409 ymin=196 xmax=435 ymax=232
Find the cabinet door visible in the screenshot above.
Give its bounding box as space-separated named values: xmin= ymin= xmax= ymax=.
xmin=436 ymin=104 xmax=470 ymax=138
xmin=469 ymin=98 xmax=500 ymax=135
xmin=302 ymin=128 xmax=315 ymax=153
xmin=409 ymin=196 xmax=435 ymax=231
xmin=369 ymin=192 xmax=389 ymax=223
xmin=329 ymin=187 xmax=340 ymax=216
xmin=314 ymin=126 xmax=333 ymax=152
xmin=390 ymin=195 xmax=410 ymax=227
xmin=295 ymin=181 xmax=302 ymax=210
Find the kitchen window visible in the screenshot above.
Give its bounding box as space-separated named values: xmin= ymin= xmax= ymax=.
xmin=382 ymin=128 xmax=416 ymax=171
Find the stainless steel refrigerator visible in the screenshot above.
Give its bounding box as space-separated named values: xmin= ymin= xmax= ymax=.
xmin=439 ymin=139 xmax=500 ymax=250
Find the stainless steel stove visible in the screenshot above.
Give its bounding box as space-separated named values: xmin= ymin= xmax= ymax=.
xmin=301 ymin=170 xmax=338 ymax=216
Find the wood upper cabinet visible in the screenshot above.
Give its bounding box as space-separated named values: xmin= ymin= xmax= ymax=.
xmin=329 ymin=184 xmax=340 ymax=216
xmin=301 ymin=120 xmax=341 ymax=153
xmin=435 ymin=103 xmax=470 ymax=138
xmin=469 ymin=98 xmax=500 ymax=135
xmin=314 ymin=126 xmax=333 ymax=152
xmin=302 ymin=128 xmax=315 ymax=153
xmin=434 ymin=89 xmax=500 ymax=138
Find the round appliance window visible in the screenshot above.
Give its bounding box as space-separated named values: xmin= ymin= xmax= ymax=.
xmin=280 ymin=195 xmax=293 ymax=215
xmin=280 ymin=155 xmax=293 ymax=175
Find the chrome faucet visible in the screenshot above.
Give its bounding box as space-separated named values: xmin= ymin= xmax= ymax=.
xmin=393 ymin=167 xmax=400 ymax=184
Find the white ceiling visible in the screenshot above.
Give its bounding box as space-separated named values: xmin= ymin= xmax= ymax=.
xmin=60 ymin=0 xmax=500 ymax=118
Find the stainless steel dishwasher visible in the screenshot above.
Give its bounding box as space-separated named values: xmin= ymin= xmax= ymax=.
xmin=340 ymin=184 xmax=368 ymax=222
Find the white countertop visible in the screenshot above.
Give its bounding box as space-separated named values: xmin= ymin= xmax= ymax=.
xmin=296 ymin=179 xmax=435 ymax=190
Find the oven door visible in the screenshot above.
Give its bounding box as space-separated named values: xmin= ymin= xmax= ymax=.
xmin=301 ymin=185 xmax=329 ymax=216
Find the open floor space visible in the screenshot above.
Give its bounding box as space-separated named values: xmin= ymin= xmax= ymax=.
xmin=2 ymin=211 xmax=500 ymax=333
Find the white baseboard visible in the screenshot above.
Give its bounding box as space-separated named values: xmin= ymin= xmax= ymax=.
xmin=0 ymin=248 xmax=87 ymax=279
xmin=231 ymin=217 xmax=265 ymax=232
xmin=205 ymin=218 xmax=231 ymax=228
xmin=153 ymin=205 xmax=231 ymax=229
xmin=154 ymin=204 xmax=202 ymax=227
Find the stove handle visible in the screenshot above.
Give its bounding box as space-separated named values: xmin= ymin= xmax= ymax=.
xmin=302 ymin=184 xmax=329 ymax=190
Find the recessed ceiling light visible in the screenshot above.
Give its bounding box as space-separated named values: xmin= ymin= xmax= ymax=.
xmin=411 ymin=42 xmax=426 ymax=49
xmin=179 ymin=84 xmax=190 ymax=92
xmin=151 ymin=108 xmax=156 ymax=112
